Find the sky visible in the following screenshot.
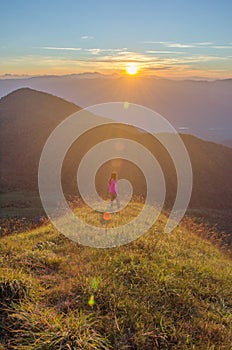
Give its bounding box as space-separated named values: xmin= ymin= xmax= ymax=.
xmin=1 ymin=0 xmax=232 ymax=78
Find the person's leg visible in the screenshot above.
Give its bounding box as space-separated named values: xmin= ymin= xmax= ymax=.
xmin=110 ymin=193 xmax=114 ymax=212
xmin=116 ymin=194 xmax=120 ymax=210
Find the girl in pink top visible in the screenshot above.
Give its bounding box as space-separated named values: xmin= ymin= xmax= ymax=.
xmin=108 ymin=172 xmax=120 ymax=211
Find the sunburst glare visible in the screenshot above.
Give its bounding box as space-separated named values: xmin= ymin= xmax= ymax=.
xmin=126 ymin=63 xmax=139 ymax=75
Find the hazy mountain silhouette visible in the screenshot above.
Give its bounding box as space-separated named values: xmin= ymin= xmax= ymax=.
xmin=0 ymin=88 xmax=79 ymax=190
xmin=0 ymin=88 xmax=232 ymax=210
xmin=0 ymin=75 xmax=232 ymax=143
xmin=220 ymin=139 xmax=232 ymax=148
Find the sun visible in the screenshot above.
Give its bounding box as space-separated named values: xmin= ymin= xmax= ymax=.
xmin=126 ymin=63 xmax=139 ymax=75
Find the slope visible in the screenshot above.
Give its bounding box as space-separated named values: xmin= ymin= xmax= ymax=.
xmin=0 ymin=202 xmax=231 ymax=349
xmin=0 ymin=88 xmax=80 ymax=190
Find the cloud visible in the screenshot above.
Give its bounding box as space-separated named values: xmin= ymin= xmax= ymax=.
xmin=194 ymin=42 xmax=214 ymax=46
xmin=12 ymin=51 xmax=232 ymax=68
xmin=40 ymin=47 xmax=82 ymax=51
xmin=146 ymin=50 xmax=186 ymax=54
xmin=81 ymin=35 xmax=94 ymax=40
xmin=143 ymin=41 xmax=195 ymax=48
xmin=161 ymin=55 xmax=231 ymax=66
xmin=43 ymin=52 xmax=231 ymax=67
xmin=212 ymin=45 xmax=232 ymax=49
xmin=144 ymin=66 xmax=173 ymax=71
xmin=166 ymin=43 xmax=195 ymax=48
xmin=85 ymin=48 xmax=101 ymax=55
xmin=143 ymin=41 xmax=232 ymax=50
xmin=84 ymin=48 xmax=128 ymax=55
xmin=92 ymin=51 xmax=156 ymax=63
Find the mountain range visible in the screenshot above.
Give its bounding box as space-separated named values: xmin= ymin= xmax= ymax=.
xmin=0 ymin=88 xmax=232 ymax=211
xmin=0 ymin=75 xmax=232 ymax=145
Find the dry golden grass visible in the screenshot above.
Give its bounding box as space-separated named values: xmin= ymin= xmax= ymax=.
xmin=0 ymin=202 xmax=232 ymax=349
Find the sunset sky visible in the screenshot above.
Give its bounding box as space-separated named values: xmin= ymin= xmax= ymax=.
xmin=1 ymin=0 xmax=232 ymax=78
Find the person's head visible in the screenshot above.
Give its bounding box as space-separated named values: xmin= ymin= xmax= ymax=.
xmin=111 ymin=172 xmax=117 ymax=180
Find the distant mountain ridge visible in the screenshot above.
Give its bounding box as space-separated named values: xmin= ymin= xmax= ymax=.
xmin=0 ymin=75 xmax=232 ymax=143
xmin=0 ymin=88 xmax=232 ymax=211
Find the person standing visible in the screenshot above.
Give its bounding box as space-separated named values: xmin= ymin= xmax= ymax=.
xmin=108 ymin=172 xmax=120 ymax=211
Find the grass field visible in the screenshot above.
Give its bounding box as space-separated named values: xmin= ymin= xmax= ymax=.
xmin=0 ymin=192 xmax=44 ymax=218
xmin=0 ymin=201 xmax=232 ymax=349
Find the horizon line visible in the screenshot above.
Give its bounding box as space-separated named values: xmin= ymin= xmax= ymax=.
xmin=0 ymin=72 xmax=232 ymax=81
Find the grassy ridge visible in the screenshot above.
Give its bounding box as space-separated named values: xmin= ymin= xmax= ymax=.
xmin=0 ymin=203 xmax=232 ymax=349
